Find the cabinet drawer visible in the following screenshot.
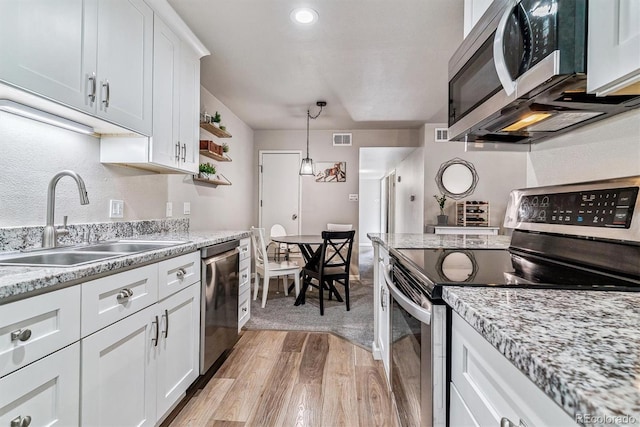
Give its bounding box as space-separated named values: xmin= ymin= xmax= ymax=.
xmin=81 ymin=264 xmax=158 ymax=337
xmin=158 ymin=252 xmax=200 ymax=300
xmin=451 ymin=313 xmax=577 ymax=426
xmin=0 ymin=342 xmax=80 ymax=426
xmin=239 ymin=262 xmax=251 ymax=295
xmin=238 ymin=288 xmax=250 ymax=330
xmin=0 ymin=286 xmax=80 ymax=377
xmin=238 ymin=237 xmax=251 ymax=262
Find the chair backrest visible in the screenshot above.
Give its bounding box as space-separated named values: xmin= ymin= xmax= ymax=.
xmin=270 ymin=223 xmax=287 ymax=238
xmin=320 ymin=230 xmax=356 ymax=275
xmin=250 ymin=226 xmax=268 ymax=265
xmin=327 ymin=223 xmax=353 ymax=231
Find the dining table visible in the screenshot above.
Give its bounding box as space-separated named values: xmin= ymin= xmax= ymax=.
xmin=270 ymin=234 xmax=344 ymax=306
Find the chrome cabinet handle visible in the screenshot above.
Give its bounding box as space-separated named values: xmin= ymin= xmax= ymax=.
xmin=242 ymin=306 xmax=247 ymax=313
xmin=181 ymin=143 xmax=186 ymax=162
xmin=175 ymin=142 xmax=181 ymax=161
xmin=11 ymin=415 xmax=32 ymax=427
xmin=162 ymin=309 xmax=169 ymax=338
xmin=152 ymin=315 xmax=159 ymax=346
xmin=10 ymin=328 xmax=32 ymax=342
xmin=116 ymin=288 xmax=134 ymax=303
xmin=380 ymin=286 xmax=387 ymax=310
xmin=102 ymin=80 xmax=110 ymax=107
xmin=88 ymin=73 xmax=96 ymax=102
xmin=176 ymin=267 xmax=187 ymax=279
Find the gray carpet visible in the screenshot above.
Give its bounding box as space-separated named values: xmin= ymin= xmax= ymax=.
xmin=244 ymin=279 xmax=374 ymax=350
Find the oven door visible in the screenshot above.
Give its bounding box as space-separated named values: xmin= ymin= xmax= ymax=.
xmin=383 ymin=263 xmax=446 ymax=427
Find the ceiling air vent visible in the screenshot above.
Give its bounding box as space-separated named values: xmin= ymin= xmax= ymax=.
xmin=435 ymin=128 xmax=449 ymax=142
xmin=333 ymin=133 xmax=352 ymax=146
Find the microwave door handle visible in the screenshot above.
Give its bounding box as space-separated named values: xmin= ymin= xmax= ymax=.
xmin=493 ymin=0 xmax=518 ymax=96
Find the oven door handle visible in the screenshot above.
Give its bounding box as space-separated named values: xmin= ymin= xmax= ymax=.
xmin=382 ymin=264 xmax=432 ymax=324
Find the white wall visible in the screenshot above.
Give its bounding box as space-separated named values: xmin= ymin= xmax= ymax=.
xmin=0 ymin=111 xmax=168 ymax=227
xmin=253 ymin=129 xmax=420 ymax=234
xmin=358 ymin=178 xmax=381 ymax=245
xmin=422 ymin=124 xmax=528 ymax=232
xmin=395 ymin=147 xmax=425 ymax=233
xmin=167 ymin=86 xmax=255 ymax=230
xmin=527 ymin=109 xmax=640 ymax=186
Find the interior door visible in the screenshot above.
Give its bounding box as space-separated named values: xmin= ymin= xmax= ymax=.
xmin=260 ymin=152 xmax=301 ymax=236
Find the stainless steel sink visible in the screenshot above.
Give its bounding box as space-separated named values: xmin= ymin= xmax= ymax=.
xmin=0 ymin=240 xmax=187 ymax=267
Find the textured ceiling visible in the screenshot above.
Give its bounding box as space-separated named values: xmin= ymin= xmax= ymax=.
xmin=168 ymin=0 xmax=464 ymax=131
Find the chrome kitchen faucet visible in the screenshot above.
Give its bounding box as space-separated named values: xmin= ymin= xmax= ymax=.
xmin=42 ymin=170 xmax=89 ymax=248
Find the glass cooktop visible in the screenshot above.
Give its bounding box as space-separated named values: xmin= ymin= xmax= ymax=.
xmin=391 ymin=248 xmax=640 ymax=301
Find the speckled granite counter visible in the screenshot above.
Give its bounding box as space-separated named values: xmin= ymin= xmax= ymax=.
xmin=443 ymin=286 xmax=640 ymax=426
xmin=367 ymin=232 xmax=511 ymax=250
xmin=0 ymin=230 xmax=249 ymax=303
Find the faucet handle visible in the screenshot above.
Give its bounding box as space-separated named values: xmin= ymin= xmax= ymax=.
xmin=63 ymin=216 xmax=68 ymax=228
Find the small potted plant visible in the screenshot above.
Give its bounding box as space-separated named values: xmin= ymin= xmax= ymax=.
xmin=434 ymin=194 xmax=448 ymax=225
xmin=222 ymin=142 xmax=229 ymax=153
xmin=199 ymin=162 xmax=216 ymax=179
xmin=212 ymin=112 xmax=221 ymax=128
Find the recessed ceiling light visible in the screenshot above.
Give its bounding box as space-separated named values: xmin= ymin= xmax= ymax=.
xmin=290 ymin=8 xmax=318 ymax=25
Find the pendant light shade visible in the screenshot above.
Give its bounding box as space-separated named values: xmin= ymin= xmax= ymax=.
xmin=299 ymin=101 xmax=326 ymax=176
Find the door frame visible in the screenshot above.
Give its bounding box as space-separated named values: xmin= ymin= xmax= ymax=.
xmin=258 ymin=150 xmax=303 ymax=235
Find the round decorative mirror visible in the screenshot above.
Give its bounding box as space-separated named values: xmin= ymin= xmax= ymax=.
xmin=436 ymin=250 xmax=478 ymax=282
xmin=435 ymin=158 xmax=479 ymax=200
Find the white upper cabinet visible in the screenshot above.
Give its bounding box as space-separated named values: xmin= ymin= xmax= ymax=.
xmin=95 ymin=0 xmax=153 ymax=135
xmin=587 ymin=0 xmax=640 ymax=96
xmin=463 ymin=0 xmax=494 ymax=38
xmin=0 ymin=0 xmax=96 ymax=113
xmin=0 ymin=0 xmax=153 ymax=135
xmin=178 ymin=43 xmax=202 ymax=173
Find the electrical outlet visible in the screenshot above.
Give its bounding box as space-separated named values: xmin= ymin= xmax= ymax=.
xmin=109 ymin=199 xmax=124 ymax=218
xmin=183 ymin=202 xmax=191 ymax=215
xmin=166 ymin=202 xmax=173 ymax=217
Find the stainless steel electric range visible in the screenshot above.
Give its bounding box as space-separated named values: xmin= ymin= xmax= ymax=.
xmin=385 ymin=176 xmax=640 ymax=427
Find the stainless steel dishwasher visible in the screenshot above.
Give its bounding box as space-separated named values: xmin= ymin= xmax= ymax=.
xmin=200 ymin=239 xmax=240 ymax=374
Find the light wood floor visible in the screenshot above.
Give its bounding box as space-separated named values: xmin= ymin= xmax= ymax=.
xmin=169 ymin=330 xmax=398 ymax=427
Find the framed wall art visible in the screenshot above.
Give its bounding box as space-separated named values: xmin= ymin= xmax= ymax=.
xmin=315 ymin=161 xmax=346 ymax=182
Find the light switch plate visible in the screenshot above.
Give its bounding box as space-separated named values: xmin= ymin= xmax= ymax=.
xmin=109 ymin=199 xmax=124 ymax=218
xmin=183 ymin=202 xmax=191 ymax=215
xmin=166 ymin=202 xmax=173 ymax=217
xmin=348 ymin=194 xmax=359 ymax=201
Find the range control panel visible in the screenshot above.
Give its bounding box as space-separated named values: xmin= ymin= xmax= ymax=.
xmin=517 ymin=187 xmax=638 ymax=228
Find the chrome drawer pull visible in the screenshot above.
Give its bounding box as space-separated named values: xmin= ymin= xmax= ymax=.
xmin=10 ymin=328 xmax=32 ymax=342
xmin=152 ymin=316 xmax=159 ymax=346
xmin=176 ymin=267 xmax=187 ymax=279
xmin=11 ymin=415 xmax=32 ymax=427
xmin=116 ymin=288 xmax=134 ymax=303
xmin=242 ymin=306 xmax=248 ymax=313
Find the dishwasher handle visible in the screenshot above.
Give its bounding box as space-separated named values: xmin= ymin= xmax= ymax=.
xmin=202 ymin=248 xmax=239 ymax=266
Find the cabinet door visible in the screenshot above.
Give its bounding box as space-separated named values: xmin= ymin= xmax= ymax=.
xmin=81 ymin=305 xmax=157 ymax=427
xmin=377 ymin=258 xmax=391 ymax=381
xmin=0 ymin=343 xmax=80 ymax=427
xmin=587 ymin=0 xmax=640 ymax=96
xmin=0 ymin=0 xmax=97 ymax=113
xmin=150 ymin=15 xmax=181 ymax=170
xmin=96 ymin=0 xmax=153 ymax=135
xmin=156 ymin=284 xmax=200 ymax=418
xmin=178 ymin=43 xmax=201 ymax=174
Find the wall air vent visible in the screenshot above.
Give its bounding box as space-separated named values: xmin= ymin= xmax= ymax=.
xmin=333 ymin=133 xmax=352 ymax=146
xmin=435 ymin=128 xmax=449 ymax=142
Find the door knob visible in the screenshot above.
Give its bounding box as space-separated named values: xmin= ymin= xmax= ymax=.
xmin=292 ymin=214 xmax=298 ymax=220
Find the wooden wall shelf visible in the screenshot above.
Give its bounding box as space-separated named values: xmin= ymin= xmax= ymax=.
xmin=200 ymin=150 xmax=231 ymax=162
xmin=199 ymin=122 xmax=232 ymax=138
xmin=192 ymin=175 xmax=232 ymax=186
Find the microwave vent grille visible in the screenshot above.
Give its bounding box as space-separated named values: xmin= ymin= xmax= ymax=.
xmin=435 ymin=128 xmax=449 ymax=142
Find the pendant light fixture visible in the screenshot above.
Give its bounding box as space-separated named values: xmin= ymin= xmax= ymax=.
xmin=300 ymin=101 xmax=326 ymax=176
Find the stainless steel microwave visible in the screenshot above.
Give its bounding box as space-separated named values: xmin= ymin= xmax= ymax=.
xmin=448 ymin=0 xmax=640 ymax=147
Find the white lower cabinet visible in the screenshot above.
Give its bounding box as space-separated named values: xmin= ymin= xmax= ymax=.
xmin=81 ymin=304 xmax=158 ymax=427
xmin=0 ymin=343 xmax=80 ymax=427
xmin=450 ymin=312 xmax=578 ymax=426
xmin=238 ymin=237 xmax=251 ymax=331
xmin=156 ymin=284 xmax=201 ymax=419
xmin=372 ymin=243 xmax=391 ymax=383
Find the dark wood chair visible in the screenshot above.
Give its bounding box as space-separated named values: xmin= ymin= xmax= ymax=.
xmin=302 ymin=230 xmax=356 ymax=315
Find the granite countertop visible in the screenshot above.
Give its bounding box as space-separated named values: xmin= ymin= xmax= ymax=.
xmin=367 ymin=232 xmax=511 ymax=250
xmin=0 ymin=230 xmax=249 ymax=303
xmin=443 ymin=286 xmax=640 ymax=426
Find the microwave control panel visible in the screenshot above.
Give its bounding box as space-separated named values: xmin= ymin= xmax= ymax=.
xmin=517 ymin=187 xmax=638 ymax=228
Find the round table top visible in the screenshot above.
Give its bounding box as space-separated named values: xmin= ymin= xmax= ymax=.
xmin=270 ymin=235 xmax=323 ymax=245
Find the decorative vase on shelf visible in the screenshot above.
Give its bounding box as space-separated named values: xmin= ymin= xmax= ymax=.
xmin=437 ymin=214 xmax=448 ymax=225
